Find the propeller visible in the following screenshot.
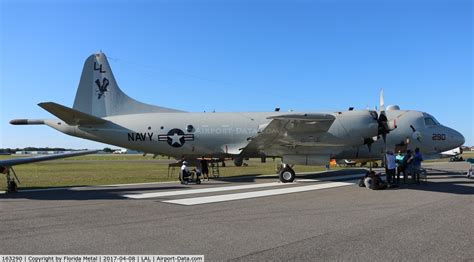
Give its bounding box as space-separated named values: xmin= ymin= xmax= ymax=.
xmin=364 ymin=89 xmax=396 ymax=151
xmin=377 ymin=89 xmax=397 ymax=143
xmin=378 ymin=112 xmax=390 ymax=143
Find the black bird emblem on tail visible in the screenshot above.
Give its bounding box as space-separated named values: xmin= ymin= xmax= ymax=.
xmin=95 ymin=78 xmax=110 ymax=99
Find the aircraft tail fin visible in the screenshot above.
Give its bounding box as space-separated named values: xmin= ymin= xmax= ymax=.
xmin=73 ymin=52 xmax=183 ymax=117
xmin=39 ymin=102 xmax=107 ymax=126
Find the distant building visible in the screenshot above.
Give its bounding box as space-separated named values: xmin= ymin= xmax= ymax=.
xmin=111 ymin=148 xmax=141 ymax=154
xmin=15 ymin=151 xmax=76 ymax=155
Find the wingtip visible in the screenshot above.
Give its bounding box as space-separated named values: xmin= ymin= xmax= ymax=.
xmin=10 ymin=119 xmax=28 ymax=125
xmin=38 ymin=102 xmax=54 ymax=108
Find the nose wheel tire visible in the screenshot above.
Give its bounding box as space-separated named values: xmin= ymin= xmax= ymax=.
xmin=279 ymin=167 xmax=295 ymax=183
xmin=233 ymin=157 xmax=244 ymax=167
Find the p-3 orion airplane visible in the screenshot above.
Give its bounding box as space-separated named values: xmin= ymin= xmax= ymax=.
xmin=9 ymin=52 xmax=464 ymax=188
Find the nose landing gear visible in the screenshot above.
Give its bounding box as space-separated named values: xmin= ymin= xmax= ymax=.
xmin=278 ymin=164 xmax=295 ymax=183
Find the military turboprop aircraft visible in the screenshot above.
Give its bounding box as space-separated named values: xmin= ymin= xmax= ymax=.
xmin=10 ymin=52 xmax=465 ymax=184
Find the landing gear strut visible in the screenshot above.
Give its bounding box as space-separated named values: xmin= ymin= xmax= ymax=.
xmin=278 ymin=164 xmax=295 ymax=183
xmin=2 ymin=166 xmax=20 ymax=193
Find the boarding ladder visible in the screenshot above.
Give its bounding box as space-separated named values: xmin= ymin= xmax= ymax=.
xmin=210 ymin=161 xmax=220 ymax=178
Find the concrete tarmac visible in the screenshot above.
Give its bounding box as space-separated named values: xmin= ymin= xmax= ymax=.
xmin=0 ymin=162 xmax=472 ymax=261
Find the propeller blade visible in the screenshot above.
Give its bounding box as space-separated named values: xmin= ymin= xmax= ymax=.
xmin=364 ymin=138 xmax=374 ymax=152
xmin=373 ymin=89 xmax=393 ymax=144
xmin=379 ymin=89 xmax=385 ymax=112
xmin=377 ymin=111 xmax=390 ymax=140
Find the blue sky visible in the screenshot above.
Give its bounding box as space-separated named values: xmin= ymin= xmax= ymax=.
xmin=1 ymin=0 xmax=472 ymax=149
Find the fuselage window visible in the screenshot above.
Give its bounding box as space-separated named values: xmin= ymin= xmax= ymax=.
xmin=187 ymin=125 xmax=195 ymax=133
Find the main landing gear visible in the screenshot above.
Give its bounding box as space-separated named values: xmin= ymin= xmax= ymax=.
xmin=1 ymin=166 xmax=20 ymax=193
xmin=278 ymin=164 xmax=295 ymax=183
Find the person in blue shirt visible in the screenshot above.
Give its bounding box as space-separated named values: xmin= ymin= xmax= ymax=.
xmin=411 ymin=148 xmax=424 ymax=184
xmin=401 ymin=150 xmax=412 ymax=183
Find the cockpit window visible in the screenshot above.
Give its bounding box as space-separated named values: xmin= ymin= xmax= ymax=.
xmin=422 ymin=113 xmax=440 ymax=126
xmin=424 ymin=117 xmax=437 ymax=126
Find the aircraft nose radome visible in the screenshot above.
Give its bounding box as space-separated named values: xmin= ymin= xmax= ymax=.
xmin=451 ymin=129 xmax=465 ymax=147
xmin=457 ymin=131 xmax=465 ymax=146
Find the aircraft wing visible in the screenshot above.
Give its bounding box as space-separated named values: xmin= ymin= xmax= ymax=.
xmin=0 ymin=150 xmax=99 ymax=167
xmin=242 ymin=113 xmax=336 ymax=153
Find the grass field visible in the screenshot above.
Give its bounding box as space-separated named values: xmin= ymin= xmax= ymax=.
xmin=1 ymin=152 xmax=473 ymax=191
xmin=0 ymin=154 xmax=333 ymax=191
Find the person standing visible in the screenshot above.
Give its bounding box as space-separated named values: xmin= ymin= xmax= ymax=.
xmin=395 ymin=151 xmax=404 ymax=184
xmin=385 ymin=151 xmax=397 ymax=185
xmin=412 ymin=148 xmax=424 ymax=184
xmin=401 ymin=150 xmax=412 ymax=183
xmin=180 ymin=161 xmax=190 ymax=184
xmin=200 ymin=159 xmax=209 ymax=181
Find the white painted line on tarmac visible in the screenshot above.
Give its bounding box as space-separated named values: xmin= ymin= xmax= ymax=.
xmin=123 ymin=182 xmax=287 ymax=199
xmin=162 ymin=180 xmax=359 ymax=205
xmin=15 ymin=173 xmax=365 ymax=194
xmin=122 ymin=173 xmax=365 ymax=199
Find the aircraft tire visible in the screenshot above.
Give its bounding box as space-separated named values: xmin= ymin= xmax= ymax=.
xmin=364 ymin=177 xmax=373 ymax=189
xmin=233 ymin=158 xmax=244 ymax=167
xmin=279 ymin=167 xmax=295 ymax=183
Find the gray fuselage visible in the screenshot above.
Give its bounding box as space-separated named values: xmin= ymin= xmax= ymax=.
xmin=44 ymin=108 xmax=464 ymax=164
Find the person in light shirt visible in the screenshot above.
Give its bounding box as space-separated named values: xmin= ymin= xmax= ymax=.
xmin=180 ymin=161 xmax=190 ymax=184
xmin=385 ymin=151 xmax=397 ymax=185
xmin=395 ymin=151 xmax=404 ymax=184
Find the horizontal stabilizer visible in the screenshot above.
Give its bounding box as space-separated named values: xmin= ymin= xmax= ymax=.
xmin=38 ymin=102 xmax=107 ymax=126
